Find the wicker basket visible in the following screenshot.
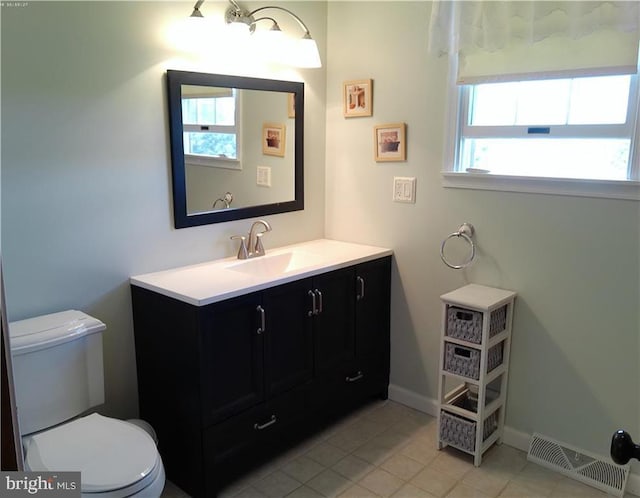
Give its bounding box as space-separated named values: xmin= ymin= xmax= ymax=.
xmin=444 ymin=342 xmax=503 ymax=380
xmin=448 ymin=386 xmax=501 ymax=414
xmin=446 ymin=305 xmax=507 ymax=344
xmin=450 ymin=389 xmax=479 ymax=412
xmin=439 ymin=410 xmax=499 ymax=453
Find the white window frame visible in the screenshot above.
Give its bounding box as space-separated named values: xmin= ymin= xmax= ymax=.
xmin=442 ymin=64 xmax=640 ymax=201
xmin=183 ymin=90 xmax=242 ymax=171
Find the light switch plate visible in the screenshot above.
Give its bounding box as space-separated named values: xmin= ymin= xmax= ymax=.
xmin=393 ymin=177 xmax=416 ymax=203
xmin=257 ymin=166 xmax=271 ymax=187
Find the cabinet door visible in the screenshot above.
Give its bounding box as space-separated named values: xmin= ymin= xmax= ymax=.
xmin=201 ymin=292 xmax=264 ymax=425
xmin=263 ymin=278 xmax=314 ymax=397
xmin=355 ymin=257 xmax=391 ymax=377
xmin=313 ymin=267 xmax=356 ymax=375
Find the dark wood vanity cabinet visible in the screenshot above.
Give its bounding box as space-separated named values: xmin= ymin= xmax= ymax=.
xmin=200 ymin=278 xmax=314 ymax=427
xmin=131 ymin=256 xmax=391 ymax=497
xmin=310 ymin=258 xmax=392 ymax=413
xmin=200 ymin=292 xmax=265 ymax=426
xmin=309 ymin=267 xmax=356 ymax=376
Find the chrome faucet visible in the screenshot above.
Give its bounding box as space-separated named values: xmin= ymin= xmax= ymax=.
xmin=248 ymin=220 xmax=272 ymax=257
xmin=231 ymin=220 xmax=272 ymax=259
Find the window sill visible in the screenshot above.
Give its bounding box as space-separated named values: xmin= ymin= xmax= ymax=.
xmin=441 ymin=172 xmax=640 ymax=201
xmin=185 ymin=154 xmax=241 ymax=171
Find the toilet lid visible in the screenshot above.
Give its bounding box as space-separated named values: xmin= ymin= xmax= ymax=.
xmin=24 ymin=413 xmax=159 ymax=493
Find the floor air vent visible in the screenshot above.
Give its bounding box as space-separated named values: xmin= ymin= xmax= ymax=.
xmin=527 ymin=433 xmax=629 ymax=497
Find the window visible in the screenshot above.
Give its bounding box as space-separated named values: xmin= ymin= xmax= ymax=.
xmin=182 ymin=89 xmax=241 ymax=168
xmin=456 ymin=75 xmax=638 ymax=182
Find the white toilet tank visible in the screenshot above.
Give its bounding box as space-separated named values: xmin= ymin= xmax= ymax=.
xmin=9 ymin=310 xmax=106 ymax=436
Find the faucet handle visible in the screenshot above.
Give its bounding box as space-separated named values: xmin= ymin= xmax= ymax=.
xmin=231 ymin=235 xmax=249 ymax=260
xmin=254 ymin=233 xmax=266 ymax=256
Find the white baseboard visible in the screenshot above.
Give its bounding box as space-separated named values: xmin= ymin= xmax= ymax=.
xmin=501 ymin=425 xmax=531 ymax=452
xmin=388 ymin=383 xmax=438 ymax=416
xmin=387 ymin=384 xmax=640 ymax=497
xmin=626 ymin=474 xmax=640 ymax=496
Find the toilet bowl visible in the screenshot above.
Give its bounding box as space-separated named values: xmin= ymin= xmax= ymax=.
xmin=9 ymin=310 xmax=165 ymax=497
xmin=22 ymin=413 xmax=165 ymax=498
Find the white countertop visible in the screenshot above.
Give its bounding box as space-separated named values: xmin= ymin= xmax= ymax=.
xmin=130 ymin=239 xmax=393 ymax=306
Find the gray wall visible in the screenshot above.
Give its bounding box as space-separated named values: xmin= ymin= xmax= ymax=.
xmin=325 ymin=1 xmax=639 ymax=463
xmin=1 ymin=1 xmax=327 ymax=420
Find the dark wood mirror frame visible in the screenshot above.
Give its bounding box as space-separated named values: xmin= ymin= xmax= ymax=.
xmin=167 ymin=70 xmax=304 ymax=228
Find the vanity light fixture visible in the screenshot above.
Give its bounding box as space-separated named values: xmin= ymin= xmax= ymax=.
xmin=189 ymin=0 xmax=322 ymax=68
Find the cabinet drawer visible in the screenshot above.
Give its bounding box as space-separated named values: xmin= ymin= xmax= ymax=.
xmin=311 ymin=363 xmax=386 ymax=412
xmin=205 ymin=387 xmax=307 ymax=465
xmin=439 ymin=409 xmax=499 ymax=453
xmin=443 ymin=342 xmax=503 ymax=380
xmin=446 ymin=305 xmax=507 ymax=344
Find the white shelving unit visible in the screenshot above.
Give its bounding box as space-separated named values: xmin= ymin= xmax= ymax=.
xmin=437 ymin=284 xmax=517 ymax=466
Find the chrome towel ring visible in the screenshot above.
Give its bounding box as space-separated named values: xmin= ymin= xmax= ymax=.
xmin=440 ymin=223 xmax=475 ymax=269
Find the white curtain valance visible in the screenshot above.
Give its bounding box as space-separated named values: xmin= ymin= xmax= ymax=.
xmin=428 ymin=1 xmax=640 ymax=84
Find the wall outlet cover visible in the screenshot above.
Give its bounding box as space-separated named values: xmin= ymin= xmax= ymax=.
xmin=393 ymin=177 xmax=416 ymax=203
xmin=257 ymin=166 xmax=271 ymax=187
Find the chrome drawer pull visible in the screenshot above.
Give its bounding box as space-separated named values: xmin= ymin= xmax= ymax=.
xmin=315 ymin=289 xmax=323 ymax=314
xmin=308 ymin=290 xmax=316 ymax=316
xmin=345 ymin=371 xmax=364 ymax=383
xmin=257 ymin=305 xmax=265 ymax=334
xmin=254 ymin=415 xmax=277 ymax=430
xmin=356 ymin=276 xmax=365 ymax=301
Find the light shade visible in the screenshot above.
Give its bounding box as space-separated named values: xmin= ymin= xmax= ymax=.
xmin=184 ymin=0 xmax=323 ymax=68
xmin=226 ymin=19 xmax=251 ymax=37
xmin=254 ymin=27 xmax=286 ymax=61
xmin=166 ymin=16 xmax=220 ymax=53
xmin=293 ymin=35 xmax=321 ymax=69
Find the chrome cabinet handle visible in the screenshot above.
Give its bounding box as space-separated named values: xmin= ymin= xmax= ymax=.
xmin=254 ymin=414 xmax=277 ymax=430
xmin=257 ymin=305 xmax=265 ymax=334
xmin=308 ymin=290 xmax=316 ymax=316
xmin=345 ymin=371 xmax=364 ymax=383
xmin=308 ymin=289 xmax=323 ymax=316
xmin=356 ymin=276 xmax=365 ymax=301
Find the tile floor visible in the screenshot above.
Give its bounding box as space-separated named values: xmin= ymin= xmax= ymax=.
xmin=161 ymin=400 xmax=632 ymax=498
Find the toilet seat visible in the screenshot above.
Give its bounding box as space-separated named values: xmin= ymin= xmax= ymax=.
xmin=23 ymin=413 xmax=162 ymax=495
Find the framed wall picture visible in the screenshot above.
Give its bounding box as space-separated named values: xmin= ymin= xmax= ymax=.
xmin=288 ymin=93 xmax=296 ymax=118
xmin=262 ymin=123 xmax=286 ymax=157
xmin=374 ymin=123 xmax=406 ymax=162
xmin=343 ymin=79 xmax=373 ymax=117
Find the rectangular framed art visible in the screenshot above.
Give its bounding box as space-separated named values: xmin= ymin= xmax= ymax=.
xmin=374 ymin=123 xmax=406 ymax=162
xmin=343 ymin=79 xmax=373 ymax=117
xmin=262 ymin=123 xmax=286 ymax=157
xmin=288 ymin=93 xmax=296 ymax=118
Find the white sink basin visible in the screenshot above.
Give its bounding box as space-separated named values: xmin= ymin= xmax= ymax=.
xmin=130 ymin=239 xmax=393 ymax=306
xmin=225 ymin=251 xmax=327 ymax=278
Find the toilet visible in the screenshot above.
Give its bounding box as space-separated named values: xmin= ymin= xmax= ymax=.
xmin=9 ymin=310 xmax=165 ymax=498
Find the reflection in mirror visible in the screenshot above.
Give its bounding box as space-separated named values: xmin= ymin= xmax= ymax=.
xmin=167 ymin=70 xmax=304 ymax=228
xmin=182 ymin=86 xmax=295 ymax=214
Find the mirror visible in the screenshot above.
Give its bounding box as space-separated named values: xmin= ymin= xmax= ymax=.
xmin=167 ymin=70 xmax=304 ymax=228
